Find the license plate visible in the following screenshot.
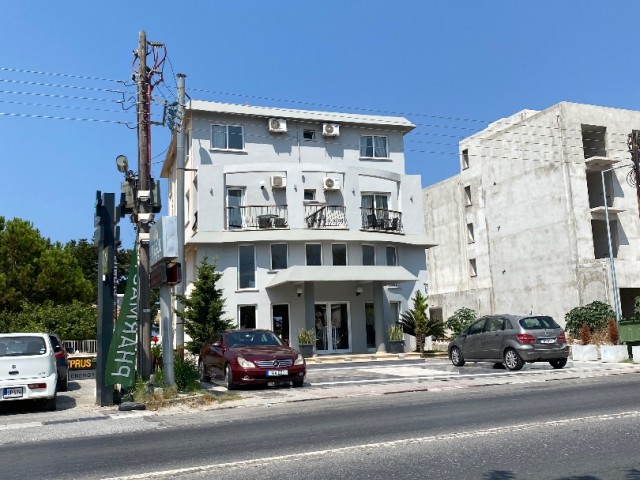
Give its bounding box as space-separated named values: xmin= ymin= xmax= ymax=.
xmin=266 ymin=370 xmax=288 ymax=377
xmin=3 ymin=387 xmax=23 ymax=399
xmin=539 ymin=338 xmax=555 ymax=344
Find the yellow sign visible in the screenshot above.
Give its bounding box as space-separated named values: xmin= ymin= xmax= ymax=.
xmin=68 ymin=357 xmax=96 ymax=370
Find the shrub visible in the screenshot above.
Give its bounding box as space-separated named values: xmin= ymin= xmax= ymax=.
xmin=579 ymin=323 xmax=591 ymax=345
xmin=607 ymin=318 xmax=619 ymax=345
xmin=444 ymin=307 xmax=477 ymax=337
xmin=564 ymin=301 xmax=614 ymax=336
xmin=388 ymin=324 xmax=404 ymax=342
xmin=174 ymin=356 xmax=201 ymax=392
xmin=297 ymin=328 xmax=315 ymax=345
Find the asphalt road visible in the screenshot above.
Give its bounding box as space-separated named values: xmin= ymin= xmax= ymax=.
xmin=0 ymin=373 xmax=638 ymax=479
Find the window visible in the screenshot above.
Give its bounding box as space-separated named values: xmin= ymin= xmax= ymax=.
xmin=303 ymin=129 xmax=315 ymax=140
xmin=581 ymin=124 xmax=606 ymax=158
xmin=365 ymin=303 xmax=376 ymax=349
xmin=360 ymin=135 xmax=388 ymax=158
xmin=362 ymin=244 xmax=375 ymax=265
xmin=332 ymin=244 xmax=347 ymax=266
xmin=304 ymin=189 xmax=316 ymax=201
xmin=462 ymin=149 xmax=470 ymax=169
xmin=211 ymin=124 xmax=244 ymax=150
xmin=469 ymin=258 xmax=477 ymax=277
xmin=464 ymin=185 xmax=472 ymax=206
xmin=271 ymin=243 xmax=288 ymax=270
xmin=227 ymin=188 xmax=244 ymax=229
xmin=239 ymin=305 xmax=256 ymax=329
xmin=306 ymin=244 xmax=322 ymax=266
xmin=390 ymin=301 xmax=401 ymax=324
xmin=467 ymin=223 xmax=475 ymax=243
xmin=386 ymin=246 xmax=397 ymax=266
xmin=272 ymin=304 xmax=290 ymax=345
xmin=238 ymin=245 xmax=256 ymax=289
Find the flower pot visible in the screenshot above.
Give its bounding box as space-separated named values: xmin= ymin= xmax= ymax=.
xmin=571 ymin=344 xmax=599 ymax=361
xmin=298 ymin=344 xmax=314 ymax=358
xmin=388 ymin=340 xmax=404 ymax=354
xmin=600 ymin=345 xmax=629 ymax=363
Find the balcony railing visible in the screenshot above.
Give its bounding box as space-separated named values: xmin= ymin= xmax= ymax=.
xmin=304 ymin=204 xmax=347 ymax=229
xmin=360 ymin=207 xmax=403 ymax=233
xmin=227 ymin=205 xmax=289 ymax=230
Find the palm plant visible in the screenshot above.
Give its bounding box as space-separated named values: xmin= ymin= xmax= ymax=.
xmin=399 ymin=291 xmax=444 ymax=354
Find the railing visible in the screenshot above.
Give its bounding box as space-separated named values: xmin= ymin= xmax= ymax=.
xmin=227 ymin=205 xmax=289 ymax=230
xmin=360 ymin=207 xmax=403 ymax=233
xmin=304 ymin=204 xmax=348 ymax=229
xmin=63 ymin=339 xmax=97 ymax=354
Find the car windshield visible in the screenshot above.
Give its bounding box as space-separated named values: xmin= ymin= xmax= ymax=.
xmin=0 ymin=336 xmax=46 ymax=357
xmin=227 ymin=331 xmax=283 ymax=348
xmin=519 ymin=316 xmax=560 ymax=330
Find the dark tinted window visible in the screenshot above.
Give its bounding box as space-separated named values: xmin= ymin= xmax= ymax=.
xmin=519 ymin=316 xmax=560 ymax=330
xmin=484 ymin=318 xmax=503 ymax=332
xmin=467 ymin=319 xmax=485 ymax=335
xmin=0 ymin=336 xmax=46 ymax=356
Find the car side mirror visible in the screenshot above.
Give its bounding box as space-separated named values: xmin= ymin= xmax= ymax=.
xmin=53 ymin=345 xmax=62 ymax=353
xmin=213 ymin=341 xmax=222 ymax=348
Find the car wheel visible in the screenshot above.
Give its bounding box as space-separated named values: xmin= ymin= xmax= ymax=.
xmin=549 ymin=358 xmax=568 ymax=369
xmin=450 ymin=347 xmax=465 ymax=367
xmin=224 ymin=364 xmax=236 ymax=390
xmin=292 ymin=379 xmax=304 ymax=388
xmin=503 ymin=348 xmax=524 ymax=371
xmin=198 ymin=361 xmax=211 ymax=382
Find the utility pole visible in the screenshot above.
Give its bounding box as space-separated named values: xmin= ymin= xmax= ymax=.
xmin=175 ymin=73 xmax=186 ymax=356
xmin=137 ymin=30 xmax=152 ymax=379
xmin=630 ymin=130 xmax=640 ymax=218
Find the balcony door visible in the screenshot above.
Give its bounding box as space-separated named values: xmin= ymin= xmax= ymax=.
xmin=227 ymin=188 xmax=244 ymax=229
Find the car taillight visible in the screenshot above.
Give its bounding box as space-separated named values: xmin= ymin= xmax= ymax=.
xmin=516 ymin=333 xmax=536 ymax=343
xmin=558 ymin=332 xmax=566 ymax=343
xmin=54 ymin=350 xmax=66 ymax=360
xmin=28 ymin=383 xmax=47 ymax=389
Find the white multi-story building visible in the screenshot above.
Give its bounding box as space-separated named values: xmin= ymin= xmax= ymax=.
xmin=161 ymin=100 xmax=434 ymax=354
xmin=424 ymin=102 xmax=640 ymax=326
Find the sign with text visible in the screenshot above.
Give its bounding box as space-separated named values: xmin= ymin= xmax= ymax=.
xmin=150 ymin=216 xmax=178 ymax=267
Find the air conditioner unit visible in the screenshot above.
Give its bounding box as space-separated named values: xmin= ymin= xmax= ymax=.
xmin=323 ymin=177 xmax=340 ymax=190
xmin=270 ymin=175 xmax=287 ymax=188
xmin=268 ymin=118 xmax=287 ymax=133
xmin=322 ymin=123 xmax=340 ymax=137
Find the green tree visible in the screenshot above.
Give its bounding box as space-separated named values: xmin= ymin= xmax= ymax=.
xmin=444 ymin=307 xmax=477 ymax=337
xmin=399 ymin=291 xmax=443 ymax=354
xmin=564 ymin=301 xmax=615 ymax=336
xmin=175 ymin=257 xmax=234 ymax=355
xmin=66 ymin=239 xmax=98 ymax=298
xmin=0 ymin=300 xmax=96 ymax=339
xmin=34 ymin=243 xmax=93 ymax=305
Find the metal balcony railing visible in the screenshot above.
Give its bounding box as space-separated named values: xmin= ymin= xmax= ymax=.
xmin=360 ymin=207 xmax=403 ymax=233
xmin=227 ymin=205 xmax=289 ymax=230
xmin=304 ymin=204 xmax=348 ymax=229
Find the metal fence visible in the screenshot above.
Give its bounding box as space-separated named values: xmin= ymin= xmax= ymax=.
xmin=63 ymin=339 xmax=97 ymax=354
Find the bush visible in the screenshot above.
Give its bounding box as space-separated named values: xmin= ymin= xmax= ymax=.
xmin=174 ymin=356 xmax=201 ymax=392
xmin=579 ymin=323 xmax=591 ymax=345
xmin=388 ymin=324 xmax=404 ymax=342
xmin=607 ymin=318 xmax=619 ymax=345
xmin=564 ymin=301 xmax=615 ymax=336
xmin=444 ymin=308 xmax=477 ymax=337
xmin=297 ymin=328 xmax=315 ymax=345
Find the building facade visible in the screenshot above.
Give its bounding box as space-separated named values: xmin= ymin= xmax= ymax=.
xmin=162 ymin=100 xmax=433 ymax=354
xmin=424 ymin=102 xmax=640 ymax=327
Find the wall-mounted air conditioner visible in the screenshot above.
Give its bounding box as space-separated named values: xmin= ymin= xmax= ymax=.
xmin=323 ymin=177 xmax=340 ymax=191
xmin=270 ymin=175 xmax=287 ymax=188
xmin=322 ymin=123 xmax=340 ymax=137
xmin=268 ymin=118 xmax=287 ymax=133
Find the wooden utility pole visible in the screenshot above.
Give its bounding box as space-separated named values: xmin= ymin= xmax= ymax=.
xmin=137 ymin=30 xmax=152 ymax=379
xmin=631 ymin=130 xmax=640 ymax=219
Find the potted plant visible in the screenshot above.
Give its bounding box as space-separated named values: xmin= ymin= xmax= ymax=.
xmin=600 ymin=318 xmax=629 ymax=362
xmin=388 ymin=324 xmax=405 ymax=354
xmin=571 ymin=323 xmax=599 ymax=361
xmin=297 ymin=328 xmax=315 ymax=358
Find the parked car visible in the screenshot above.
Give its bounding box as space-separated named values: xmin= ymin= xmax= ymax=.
xmin=198 ymin=329 xmax=306 ymax=389
xmin=0 ymin=333 xmax=58 ymax=410
xmin=448 ymin=314 xmax=570 ymax=371
xmin=48 ymin=333 xmax=69 ymax=392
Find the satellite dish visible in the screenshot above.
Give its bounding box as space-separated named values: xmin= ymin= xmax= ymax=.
xmin=116 ymin=155 xmax=128 ymax=173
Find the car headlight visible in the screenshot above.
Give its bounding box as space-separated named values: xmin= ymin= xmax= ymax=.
xmin=237 ymin=356 xmax=254 ymax=368
xmin=294 ymin=354 xmax=305 ymax=365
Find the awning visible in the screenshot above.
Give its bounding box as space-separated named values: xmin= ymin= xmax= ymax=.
xmin=266 ymin=265 xmax=418 ymax=289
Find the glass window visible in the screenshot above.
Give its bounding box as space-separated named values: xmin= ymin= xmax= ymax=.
xmin=519 ymin=316 xmax=560 ymax=330
xmin=386 ymin=246 xmax=397 ymax=266
xmin=271 ymin=243 xmax=288 ymax=270
xmin=484 ymin=318 xmax=503 ymax=332
xmin=238 ymin=245 xmax=255 ymax=289
xmin=272 ymin=304 xmax=290 ymax=345
xmin=211 ymin=124 xmax=244 ymax=150
xmin=360 ymin=135 xmax=388 ymax=158
xmin=365 ymin=303 xmax=375 ymax=349
xmin=227 ymin=188 xmax=244 ymax=229
xmin=362 ymin=244 xmax=375 ymax=265
xmin=239 ymin=305 xmax=256 ymax=329
xmin=303 ymin=129 xmax=315 ymax=140
xmin=332 ymin=244 xmax=347 ymax=266
xmin=304 ymin=189 xmax=316 ymax=201
xmin=468 ymin=319 xmax=485 ymax=335
xmin=306 ymin=244 xmax=322 ymax=266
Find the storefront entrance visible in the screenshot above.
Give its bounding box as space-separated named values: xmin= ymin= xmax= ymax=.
xmin=315 ymin=303 xmax=351 ymax=353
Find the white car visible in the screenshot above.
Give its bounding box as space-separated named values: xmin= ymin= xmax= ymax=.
xmin=0 ymin=333 xmax=58 ymax=411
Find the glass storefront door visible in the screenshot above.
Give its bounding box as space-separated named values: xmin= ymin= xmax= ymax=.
xmin=315 ymin=303 xmax=350 ymax=353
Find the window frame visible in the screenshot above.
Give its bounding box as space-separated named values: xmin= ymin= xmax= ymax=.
xmin=306 ymin=243 xmax=323 ymax=266
xmin=238 ymin=244 xmax=256 ymax=290
xmin=362 ymin=244 xmax=375 ymax=266
xmin=359 ymin=135 xmax=389 ymax=159
xmin=270 ymin=243 xmax=288 ymax=271
xmin=332 ymin=243 xmax=347 ymax=266
xmin=211 ymin=124 xmax=245 ymax=151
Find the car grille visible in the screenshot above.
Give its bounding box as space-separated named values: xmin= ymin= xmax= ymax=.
xmin=255 ymin=359 xmax=293 ymax=368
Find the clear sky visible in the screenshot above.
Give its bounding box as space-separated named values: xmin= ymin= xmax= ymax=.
xmin=1 ymin=1 xmax=638 ymax=249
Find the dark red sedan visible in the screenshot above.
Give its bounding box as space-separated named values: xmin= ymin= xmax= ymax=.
xmin=198 ymin=329 xmax=306 ymax=389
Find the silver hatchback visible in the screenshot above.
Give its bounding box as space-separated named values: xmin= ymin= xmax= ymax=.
xmin=448 ymin=315 xmax=570 ymax=371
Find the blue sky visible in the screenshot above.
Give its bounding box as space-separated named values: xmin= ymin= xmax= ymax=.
xmin=1 ymin=1 xmax=638 ymax=249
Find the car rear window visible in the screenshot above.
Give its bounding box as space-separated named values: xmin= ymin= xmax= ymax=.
xmin=0 ymin=336 xmax=47 ymax=357
xmin=519 ymin=316 xmax=560 ymax=330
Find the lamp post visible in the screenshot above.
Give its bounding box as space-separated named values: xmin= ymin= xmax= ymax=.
xmin=600 ymin=164 xmax=631 ymax=323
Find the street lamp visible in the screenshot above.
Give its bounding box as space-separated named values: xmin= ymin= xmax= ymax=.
xmin=600 ymin=164 xmax=631 ymax=323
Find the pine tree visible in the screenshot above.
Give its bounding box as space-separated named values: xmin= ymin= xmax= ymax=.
xmin=175 ymin=257 xmax=234 ymax=355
